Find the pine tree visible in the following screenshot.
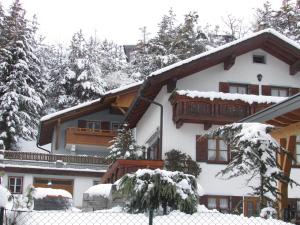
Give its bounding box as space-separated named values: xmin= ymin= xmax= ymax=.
xmin=118 ymin=168 xmax=199 ymax=214
xmin=165 ymin=149 xmax=201 ymax=177
xmin=207 ymin=122 xmax=298 ymax=209
xmin=106 ymin=124 xmax=142 ymax=162
xmin=0 ymin=0 xmax=43 ymax=149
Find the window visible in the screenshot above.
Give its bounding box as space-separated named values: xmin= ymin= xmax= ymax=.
xmin=208 ymin=139 xmax=228 ymax=162
xmin=207 ymin=196 xmax=229 ymax=213
xmin=295 ymin=136 xmax=300 ymax=165
xmin=93 ymin=180 xmax=101 ymax=186
xmin=253 ymin=55 xmax=266 ymax=64
xmin=270 ymin=87 xmax=288 ymax=97
xmin=86 ymin=120 xmax=101 ymax=130
xmin=112 ymin=123 xmax=122 ymax=131
xmin=229 ymin=84 xmax=248 ymax=94
xmin=297 ymin=200 xmax=300 ymax=218
xmin=9 ymin=177 xmax=23 ymax=194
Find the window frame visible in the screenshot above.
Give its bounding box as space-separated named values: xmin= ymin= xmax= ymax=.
xmin=112 ymin=122 xmax=122 ymax=132
xmin=253 ymin=54 xmax=266 ymax=64
xmin=8 ymin=176 xmax=23 ymax=194
xmin=228 ymin=83 xmax=248 ymax=94
xmin=207 ymin=196 xmax=230 ymax=213
xmin=270 ymin=86 xmax=289 ymax=97
xmin=86 ymin=120 xmax=101 ymax=131
xmin=207 ymin=138 xmax=229 ymax=163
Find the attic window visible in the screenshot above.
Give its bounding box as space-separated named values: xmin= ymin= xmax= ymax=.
xmin=253 ymin=55 xmax=266 ymax=64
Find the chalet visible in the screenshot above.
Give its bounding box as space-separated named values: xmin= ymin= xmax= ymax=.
xmin=121 ymin=28 xmax=300 ymax=216
xmin=0 ymin=81 xmax=141 ymax=207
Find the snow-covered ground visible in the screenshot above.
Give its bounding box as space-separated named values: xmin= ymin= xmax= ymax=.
xmin=6 ymin=205 xmax=293 ymax=225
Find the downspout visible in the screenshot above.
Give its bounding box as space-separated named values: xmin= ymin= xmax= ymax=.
xmin=138 ymin=96 xmax=163 ymax=160
xmin=36 ymin=123 xmax=51 ymax=153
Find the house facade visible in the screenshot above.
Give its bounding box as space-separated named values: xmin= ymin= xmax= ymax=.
xmin=1 ymin=82 xmax=141 ymax=208
xmin=125 ymin=29 xmax=300 ymax=216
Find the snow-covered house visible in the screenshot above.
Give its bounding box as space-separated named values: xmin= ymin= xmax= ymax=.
xmin=0 ymin=82 xmax=141 ymax=208
xmin=122 ymin=29 xmax=300 ymax=216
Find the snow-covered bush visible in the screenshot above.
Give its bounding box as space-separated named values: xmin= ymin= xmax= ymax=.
xmin=0 ymin=184 xmax=13 ymax=209
xmin=165 ymin=149 xmax=201 ymax=177
xmin=106 ymin=124 xmax=143 ymax=162
xmin=260 ymin=207 xmax=277 ymax=219
xmin=207 ymin=122 xmax=299 ymax=209
xmin=117 ymin=168 xmax=200 ymax=215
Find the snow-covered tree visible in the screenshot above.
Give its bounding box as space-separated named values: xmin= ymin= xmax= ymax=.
xmin=0 ymin=0 xmax=43 ymax=150
xmin=118 ymin=168 xmax=199 ymax=214
xmin=165 ymin=149 xmax=201 ymax=177
xmin=106 ymin=124 xmax=143 ymax=162
xmin=207 ymin=122 xmax=298 ymax=209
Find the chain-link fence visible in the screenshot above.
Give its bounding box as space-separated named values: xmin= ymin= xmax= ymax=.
xmin=1 ymin=208 xmax=296 ymax=225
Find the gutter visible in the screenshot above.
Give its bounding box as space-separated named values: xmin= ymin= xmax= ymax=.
xmin=36 ymin=123 xmax=51 ymax=153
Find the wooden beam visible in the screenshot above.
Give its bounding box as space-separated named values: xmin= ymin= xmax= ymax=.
xmin=223 ymin=54 xmax=236 ymax=70
xmin=167 ymin=78 xmax=177 ymax=93
xmin=290 ymin=59 xmax=300 ymax=75
xmin=271 ymin=121 xmax=300 ymax=139
xmin=55 ymin=119 xmax=61 ymax=150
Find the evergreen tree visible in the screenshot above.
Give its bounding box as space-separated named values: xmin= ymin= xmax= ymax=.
xmin=0 ymin=0 xmax=43 ymax=149
xmin=106 ymin=124 xmax=143 ymax=162
xmin=118 ymin=168 xmax=199 ymax=214
xmin=207 ymin=122 xmax=298 ymax=209
xmin=165 ymin=149 xmax=201 ymax=177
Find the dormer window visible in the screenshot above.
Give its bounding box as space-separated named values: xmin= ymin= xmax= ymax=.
xmin=253 ymin=55 xmax=266 ymax=64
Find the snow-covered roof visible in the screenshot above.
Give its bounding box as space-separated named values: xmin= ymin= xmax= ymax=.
xmin=176 ymin=90 xmax=287 ymax=105
xmin=40 ymin=81 xmax=141 ymax=122
xmin=84 ymin=183 xmax=112 ymax=198
xmin=34 ymin=187 xmax=72 ymax=199
xmin=149 ymin=28 xmax=300 ymax=77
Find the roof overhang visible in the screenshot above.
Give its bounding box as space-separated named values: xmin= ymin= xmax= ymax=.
xmin=125 ymin=29 xmax=300 ymax=128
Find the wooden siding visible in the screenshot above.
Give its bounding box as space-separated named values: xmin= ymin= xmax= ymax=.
xmin=65 ymin=127 xmax=117 ymax=147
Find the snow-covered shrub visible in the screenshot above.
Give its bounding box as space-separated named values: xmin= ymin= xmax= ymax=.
xmin=117 ymin=168 xmax=200 ymax=215
xmin=0 ymin=184 xmax=13 ymax=209
xmin=165 ymin=149 xmax=201 ymax=177
xmin=260 ymin=207 xmax=277 ymax=219
xmin=207 ymin=122 xmax=299 ymax=208
xmin=106 ymin=124 xmax=144 ymax=162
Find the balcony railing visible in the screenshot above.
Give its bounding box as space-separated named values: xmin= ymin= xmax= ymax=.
xmin=2 ymin=150 xmax=109 ymax=165
xmin=66 ymin=127 xmax=117 ymax=147
xmin=170 ymin=95 xmax=271 ymax=128
xmin=102 ymin=159 xmax=164 ymax=184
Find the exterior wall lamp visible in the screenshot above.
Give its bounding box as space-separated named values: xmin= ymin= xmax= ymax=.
xmin=257 ymin=74 xmax=263 ymax=82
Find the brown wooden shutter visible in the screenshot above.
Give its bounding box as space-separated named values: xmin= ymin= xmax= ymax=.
xmin=262 ymin=85 xmax=271 ymax=96
xmin=101 ymin=121 xmax=110 ymax=131
xmin=289 ymin=88 xmax=300 ymax=96
xmin=196 ymin=135 xmax=208 ymax=162
xmin=219 ymin=82 xmax=230 ymax=93
xmin=200 ymin=195 xmax=208 ymax=206
xmin=78 ymin=120 xmax=87 ymax=128
xmin=248 ymin=84 xmax=259 ymax=95
xmin=231 ymin=196 xmax=243 ymax=214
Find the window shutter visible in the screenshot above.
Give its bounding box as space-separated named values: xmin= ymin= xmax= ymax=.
xmin=196 ymin=135 xmax=208 ymax=162
xmin=262 ymin=85 xmax=271 ymax=96
xmin=219 ymin=82 xmax=230 ymax=93
xmin=78 ymin=120 xmax=87 ymax=128
xmin=248 ymin=84 xmax=259 ymax=95
xmin=101 ymin=121 xmax=111 ymax=130
xmin=231 ymin=196 xmax=243 ymax=213
xmin=289 ymin=88 xmax=300 ymax=96
xmin=200 ymin=195 xmax=208 ymax=206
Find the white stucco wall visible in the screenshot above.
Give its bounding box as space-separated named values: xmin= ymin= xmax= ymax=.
xmin=135 ymin=49 xmax=300 ymax=197
xmin=2 ymin=173 xmax=98 ymax=208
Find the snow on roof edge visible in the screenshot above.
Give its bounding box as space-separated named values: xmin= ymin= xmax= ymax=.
xmin=176 ymin=90 xmax=287 ymax=105
xmin=40 ymin=81 xmax=142 ymax=122
xmin=149 ymin=28 xmax=300 ymax=77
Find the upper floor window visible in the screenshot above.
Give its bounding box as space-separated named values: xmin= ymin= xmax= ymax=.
xmin=112 ymin=123 xmax=122 ymax=131
xmin=208 ymin=139 xmax=228 ymax=162
xmin=229 ymin=84 xmax=248 ymax=94
xmin=87 ymin=120 xmax=100 ymax=130
xmin=253 ymin=54 xmax=266 ymax=64
xmin=9 ymin=176 xmax=23 ymax=194
xmin=271 ymin=87 xmax=288 ymax=97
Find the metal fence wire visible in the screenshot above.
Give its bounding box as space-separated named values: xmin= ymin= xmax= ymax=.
xmin=1 ymin=208 xmax=296 ymax=225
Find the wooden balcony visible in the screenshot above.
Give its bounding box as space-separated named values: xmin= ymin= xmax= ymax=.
xmin=170 ymin=94 xmax=271 ymax=129
xmin=2 ymin=150 xmax=109 ymax=165
xmin=65 ymin=128 xmax=117 ymax=147
xmin=102 ymin=159 xmax=164 ymax=183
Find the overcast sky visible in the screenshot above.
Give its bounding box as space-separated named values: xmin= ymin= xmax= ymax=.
xmin=2 ymin=0 xmax=284 ymax=45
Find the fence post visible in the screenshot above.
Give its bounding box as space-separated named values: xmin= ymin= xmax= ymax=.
xmin=149 ymin=208 xmax=154 ymax=225
xmin=0 ymin=207 xmax=4 ymax=225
